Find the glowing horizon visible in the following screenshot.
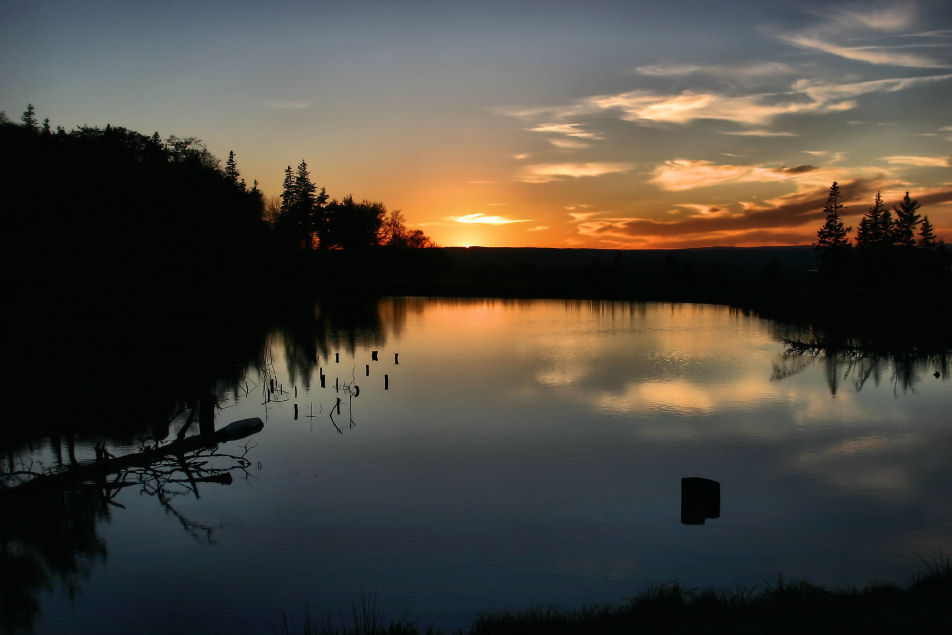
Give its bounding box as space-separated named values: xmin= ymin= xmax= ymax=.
xmin=3 ymin=1 xmax=951 ymax=248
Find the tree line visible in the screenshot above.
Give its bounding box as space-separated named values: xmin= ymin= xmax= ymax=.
xmin=268 ymin=159 xmax=435 ymax=252
xmin=814 ymin=181 xmax=944 ymax=273
xmin=0 ymin=105 xmax=437 ymax=367
xmin=2 ymin=104 xmax=433 ymax=264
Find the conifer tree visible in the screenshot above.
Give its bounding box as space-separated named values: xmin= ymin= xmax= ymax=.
xmin=275 ymin=160 xmax=322 ymax=250
xmin=224 ymin=150 xmax=241 ymax=188
xmin=856 ymin=192 xmax=893 ymax=250
xmin=814 ymin=181 xmax=852 ymax=272
xmin=293 ymin=160 xmax=316 ymax=209
xmin=892 ymin=192 xmax=921 ymax=248
xmin=280 ymin=165 xmax=294 ymax=213
xmin=919 ymin=216 xmax=937 ymax=248
xmin=21 ymin=104 xmax=37 ymax=129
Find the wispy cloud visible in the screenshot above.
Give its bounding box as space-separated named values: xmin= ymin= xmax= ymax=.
xmin=635 ymin=62 xmax=795 ymax=78
xmin=884 ymin=155 xmax=951 ymax=167
xmin=719 ymin=129 xmax=797 ymax=137
xmin=529 ymin=122 xmax=601 ymax=139
xmin=649 ymin=159 xmax=820 ymax=191
xmin=831 ymin=3 xmax=917 ymax=32
xmin=527 ymin=226 xmax=550 ymax=232
xmin=567 ymin=211 xmax=599 ymax=222
xmin=519 ymin=162 xmax=634 ymax=184
xmin=674 ymin=204 xmax=733 ymax=219
xmin=793 ymin=74 xmax=952 ymax=104
xmin=776 ymin=2 xmax=950 ymax=68
xmin=446 ymin=213 xmax=532 ymax=225
xmin=572 ymin=180 xmax=880 ymax=248
xmin=581 ymin=75 xmax=951 ymax=127
xmin=548 ymin=138 xmax=591 ymax=150
xmin=503 ymin=64 xmax=952 ymax=142
xmin=780 ymin=34 xmax=948 ymax=68
xmin=570 ymin=179 xmax=952 ymax=249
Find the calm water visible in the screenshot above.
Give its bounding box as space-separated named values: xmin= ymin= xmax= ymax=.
xmin=15 ymin=299 xmax=952 ymax=633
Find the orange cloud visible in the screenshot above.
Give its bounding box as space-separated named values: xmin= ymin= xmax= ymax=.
xmin=649 ymin=159 xmax=819 ymax=191
xmin=529 ymin=122 xmax=601 ymax=139
xmin=884 ymin=155 xmax=951 ymax=167
xmin=571 ymin=179 xmax=908 ymax=248
xmin=519 ymin=162 xmax=634 ymax=184
xmin=447 ymin=213 xmax=532 ymax=225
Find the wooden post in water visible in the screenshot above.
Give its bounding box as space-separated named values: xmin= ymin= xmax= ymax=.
xmin=365 ymin=364 xmax=370 ymax=376
xmin=681 ymin=477 xmax=720 ymax=525
xmin=372 ymin=350 xmax=378 ymax=361
xmin=384 ymin=374 xmax=389 ymax=390
xmin=394 ymin=353 xmax=399 ymax=364
xmin=294 ymin=404 xmax=299 ymax=420
xmin=335 ymin=398 xmax=341 ymax=415
xmin=320 ymin=373 xmax=325 ymax=388
xmin=335 ymin=353 xmax=339 ymax=363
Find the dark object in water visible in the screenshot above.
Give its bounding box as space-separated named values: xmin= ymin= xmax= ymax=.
xmin=682 ymin=477 xmax=720 ymax=525
xmin=216 ymin=417 xmax=265 ymax=441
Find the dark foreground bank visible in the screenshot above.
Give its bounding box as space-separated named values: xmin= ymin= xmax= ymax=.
xmin=286 ymin=562 xmax=952 ymax=634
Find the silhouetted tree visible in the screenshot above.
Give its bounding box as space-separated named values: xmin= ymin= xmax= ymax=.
xmin=379 ymin=208 xmax=407 ymax=246
xmin=377 ymin=208 xmax=436 ymax=248
xmin=280 ymin=165 xmax=294 ymax=212
xmin=224 ymin=150 xmax=241 ymax=187
xmin=892 ymin=192 xmax=921 ymax=248
xmin=275 ymin=161 xmax=323 ymax=250
xmin=814 ymin=181 xmax=851 ymax=272
xmin=20 ymin=104 xmax=37 ymax=129
xmin=1 ymin=115 xmax=267 ymax=354
xmin=318 ymin=196 xmax=385 ymax=250
xmin=919 ymin=216 xmax=937 ymax=248
xmin=404 ymin=228 xmax=436 ymax=248
xmin=855 ymin=192 xmax=892 ymax=250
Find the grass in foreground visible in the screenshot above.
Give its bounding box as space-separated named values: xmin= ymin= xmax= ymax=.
xmin=287 ymin=562 xmax=952 ymax=634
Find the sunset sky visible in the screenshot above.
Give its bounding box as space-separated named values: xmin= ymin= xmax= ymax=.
xmin=3 ymin=0 xmax=951 ymax=248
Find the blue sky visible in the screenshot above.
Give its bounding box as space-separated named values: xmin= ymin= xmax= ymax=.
xmin=3 ymin=0 xmax=951 ymax=247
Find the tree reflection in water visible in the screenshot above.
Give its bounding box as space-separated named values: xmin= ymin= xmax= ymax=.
xmin=1 ymin=425 xmax=261 ymax=633
xmin=771 ymin=330 xmax=950 ymax=395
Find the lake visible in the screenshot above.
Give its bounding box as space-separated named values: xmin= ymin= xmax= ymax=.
xmin=8 ymin=298 xmax=952 ymax=633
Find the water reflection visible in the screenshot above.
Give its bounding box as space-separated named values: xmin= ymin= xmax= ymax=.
xmin=1 ymin=416 xmax=263 ymax=633
xmin=772 ymin=332 xmax=950 ymax=395
xmin=5 ymin=297 xmax=952 ymax=632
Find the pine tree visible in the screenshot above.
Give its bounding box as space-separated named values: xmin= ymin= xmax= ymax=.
xmin=275 ymin=160 xmax=321 ymax=250
xmin=892 ymin=192 xmax=921 ymax=248
xmin=814 ymin=181 xmax=852 ymax=272
xmin=293 ymin=160 xmax=316 ymax=209
xmin=21 ymin=104 xmax=38 ymax=129
xmin=224 ymin=150 xmax=241 ymax=188
xmin=856 ymin=192 xmax=892 ymax=250
xmin=280 ymin=165 xmax=294 ymax=213
xmin=919 ymin=216 xmax=937 ymax=248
